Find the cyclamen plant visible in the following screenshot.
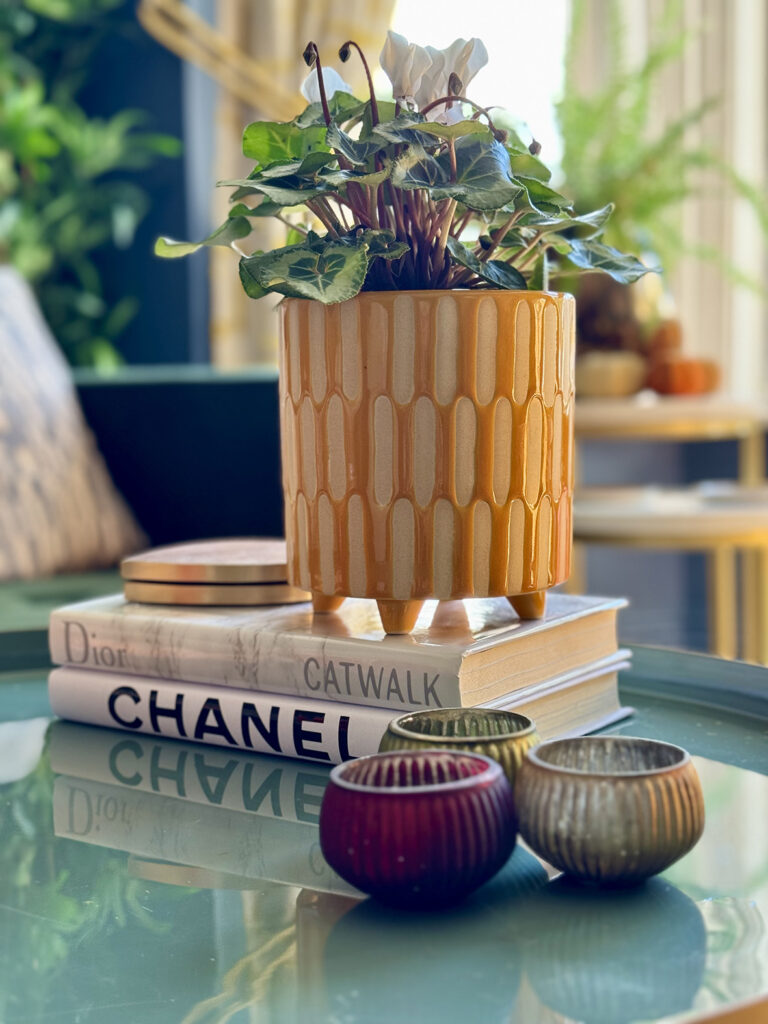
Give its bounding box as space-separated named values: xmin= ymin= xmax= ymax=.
xmin=156 ymin=32 xmax=654 ymax=301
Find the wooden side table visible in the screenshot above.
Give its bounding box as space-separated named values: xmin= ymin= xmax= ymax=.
xmin=574 ymin=484 xmax=768 ymax=662
xmin=573 ymin=395 xmax=768 ymax=662
xmin=575 ymin=394 xmax=768 ymax=484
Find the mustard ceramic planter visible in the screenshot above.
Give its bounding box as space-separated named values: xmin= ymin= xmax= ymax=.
xmin=278 ymin=289 xmax=575 ymax=633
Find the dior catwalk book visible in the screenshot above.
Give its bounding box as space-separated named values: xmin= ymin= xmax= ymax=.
xmin=49 ymin=593 xmax=625 ymax=711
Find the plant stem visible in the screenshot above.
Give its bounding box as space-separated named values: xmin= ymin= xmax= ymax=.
xmin=307 ymin=199 xmax=339 ymax=237
xmin=419 ymin=93 xmax=503 ymax=136
xmin=433 ymin=198 xmax=458 ymax=275
xmin=340 ymin=41 xmax=379 ymax=125
xmin=304 ymin=43 xmax=332 ymax=126
xmin=451 ymin=208 xmax=475 ymax=238
xmin=479 ymin=210 xmax=523 ymax=261
xmin=275 ymin=213 xmax=308 ymax=236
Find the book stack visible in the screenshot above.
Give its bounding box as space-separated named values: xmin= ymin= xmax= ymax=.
xmin=48 ymin=540 xmax=633 ymax=762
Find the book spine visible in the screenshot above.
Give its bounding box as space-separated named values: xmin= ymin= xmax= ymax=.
xmin=48 ymin=721 xmax=333 ymax=824
xmin=48 ymin=667 xmax=396 ymax=765
xmin=48 ymin=608 xmax=460 ymax=710
xmin=52 ymin=776 xmax=360 ymax=895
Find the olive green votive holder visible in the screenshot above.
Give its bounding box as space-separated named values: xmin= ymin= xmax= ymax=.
xmin=378 ymin=708 xmax=540 ymax=788
xmin=514 ymin=735 xmax=705 ymax=884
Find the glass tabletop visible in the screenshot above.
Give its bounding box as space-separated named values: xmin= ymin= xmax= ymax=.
xmin=1 ymin=649 xmax=767 ymax=1024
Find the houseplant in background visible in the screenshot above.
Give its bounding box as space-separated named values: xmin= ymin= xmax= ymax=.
xmin=558 ymin=0 xmax=768 ymax=396
xmin=157 ymin=32 xmax=651 ymax=633
xmin=0 ymin=0 xmax=179 ymax=366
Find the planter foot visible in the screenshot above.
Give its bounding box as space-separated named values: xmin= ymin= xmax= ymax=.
xmin=312 ymin=593 xmax=345 ymax=614
xmin=377 ymin=600 xmax=424 ymax=634
xmin=508 ymin=591 xmax=547 ymax=620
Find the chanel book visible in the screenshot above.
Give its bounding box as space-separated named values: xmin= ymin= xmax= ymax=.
xmin=49 ymin=593 xmax=625 ymax=711
xmin=47 ymin=653 xmax=631 ymax=763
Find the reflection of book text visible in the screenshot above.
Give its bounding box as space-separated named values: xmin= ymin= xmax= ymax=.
xmin=53 ymin=776 xmax=359 ymax=896
xmin=49 ymin=723 xmax=331 ymax=824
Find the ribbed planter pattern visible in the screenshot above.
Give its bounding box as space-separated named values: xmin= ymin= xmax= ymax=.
xmin=378 ymin=708 xmax=539 ymax=788
xmin=278 ymin=289 xmax=575 ymax=633
xmin=515 ymin=736 xmax=705 ymax=883
xmin=319 ymin=750 xmax=517 ymax=907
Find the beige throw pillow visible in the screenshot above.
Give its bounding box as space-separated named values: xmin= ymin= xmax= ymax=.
xmin=0 ymin=266 xmax=145 ymax=580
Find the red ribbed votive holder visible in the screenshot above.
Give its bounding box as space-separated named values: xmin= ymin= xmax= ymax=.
xmin=319 ymin=750 xmax=517 ymax=907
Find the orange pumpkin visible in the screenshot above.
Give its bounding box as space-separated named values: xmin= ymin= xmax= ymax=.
xmin=647 ymin=356 xmax=720 ymax=395
xmin=647 ymin=319 xmax=684 ymax=362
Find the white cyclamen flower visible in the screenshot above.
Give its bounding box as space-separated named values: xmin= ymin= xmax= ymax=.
xmin=301 ymin=67 xmax=353 ymax=103
xmin=380 ymin=31 xmax=489 ymax=122
xmin=417 ymin=37 xmax=489 ymax=122
xmin=379 ymin=30 xmax=433 ymax=108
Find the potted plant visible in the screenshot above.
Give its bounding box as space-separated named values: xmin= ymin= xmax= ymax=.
xmin=157 ymin=33 xmax=651 ymax=633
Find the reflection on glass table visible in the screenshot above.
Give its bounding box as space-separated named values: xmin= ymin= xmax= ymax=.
xmin=0 ymin=650 xmax=767 ymax=1024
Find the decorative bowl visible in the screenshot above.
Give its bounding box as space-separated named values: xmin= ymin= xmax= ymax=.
xmin=319 ymin=750 xmax=517 ymax=907
xmin=514 ymin=736 xmax=705 ymax=884
xmin=378 ymin=708 xmax=540 ymax=788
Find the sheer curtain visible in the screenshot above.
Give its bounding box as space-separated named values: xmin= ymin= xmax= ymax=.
xmin=569 ymin=0 xmax=768 ymax=398
xmin=210 ymin=1 xmax=395 ymax=366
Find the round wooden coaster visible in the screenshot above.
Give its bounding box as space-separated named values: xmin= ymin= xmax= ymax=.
xmin=121 ymin=538 xmax=289 ymax=584
xmin=123 ymin=580 xmax=310 ymax=606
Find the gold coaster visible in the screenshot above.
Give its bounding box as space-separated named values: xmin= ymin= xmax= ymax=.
xmin=124 ymin=580 xmax=310 ymax=606
xmin=121 ymin=538 xmax=289 ymax=584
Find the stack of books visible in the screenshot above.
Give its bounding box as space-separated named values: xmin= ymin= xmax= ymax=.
xmin=48 ymin=590 xmax=632 ymax=762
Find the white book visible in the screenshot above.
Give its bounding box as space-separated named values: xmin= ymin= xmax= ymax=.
xmin=49 ymin=593 xmax=625 ymax=711
xmin=48 ymin=667 xmax=393 ymax=765
xmin=47 ymin=652 xmax=632 ymax=764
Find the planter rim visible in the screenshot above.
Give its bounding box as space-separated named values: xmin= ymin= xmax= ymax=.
xmin=329 ymin=749 xmax=503 ymax=795
xmin=388 ymin=708 xmax=536 ymax=743
xmin=524 ymin=735 xmax=691 ymax=779
xmin=282 ymin=288 xmax=573 ymax=304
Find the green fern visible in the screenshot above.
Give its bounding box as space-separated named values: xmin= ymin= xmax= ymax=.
xmin=557 ymin=0 xmax=767 ymax=290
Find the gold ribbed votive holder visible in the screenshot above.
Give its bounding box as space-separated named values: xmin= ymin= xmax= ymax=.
xmin=514 ymin=736 xmax=705 ymax=884
xmin=378 ymin=708 xmax=540 ymax=788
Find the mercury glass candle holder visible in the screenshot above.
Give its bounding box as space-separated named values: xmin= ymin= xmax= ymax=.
xmin=514 ymin=735 xmax=705 ymax=884
xmin=378 ymin=708 xmax=539 ymax=788
xmin=319 ymin=750 xmax=517 ymax=907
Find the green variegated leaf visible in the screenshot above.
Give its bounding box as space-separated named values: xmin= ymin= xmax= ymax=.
xmin=391 ymin=148 xmax=448 ymax=190
xmin=228 ymin=200 xmax=284 ymax=218
xmin=513 ymin=176 xmax=572 ymax=213
xmin=373 ymin=114 xmax=440 ymax=149
xmin=294 ymin=94 xmax=367 ymax=128
xmin=433 ymin=137 xmax=522 ymax=210
xmin=565 ymin=239 xmax=656 ymax=282
xmin=446 ymin=237 xmax=527 ymax=289
xmin=218 ymin=177 xmax=331 ymax=206
xmin=320 ymin=165 xmax=391 ymax=187
xmin=354 ymin=229 xmax=408 ymax=260
xmin=242 ymin=121 xmax=327 ymax=163
xmin=155 ymin=216 xmax=251 ymax=258
xmin=239 ymin=237 xmax=369 ymax=301
xmin=257 ymin=152 xmax=335 ymax=179
xmin=239 ymin=257 xmax=269 ymax=298
xmin=417 ymin=120 xmax=493 ymax=142
xmin=360 ymin=100 xmax=397 ymax=137
xmin=326 ymin=123 xmax=382 ymax=165
xmin=518 ymin=203 xmax=614 ymax=238
xmin=508 ymin=151 xmax=552 ymax=182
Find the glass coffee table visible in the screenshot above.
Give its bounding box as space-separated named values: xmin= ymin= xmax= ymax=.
xmin=1 ymin=646 xmax=767 ymax=1024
